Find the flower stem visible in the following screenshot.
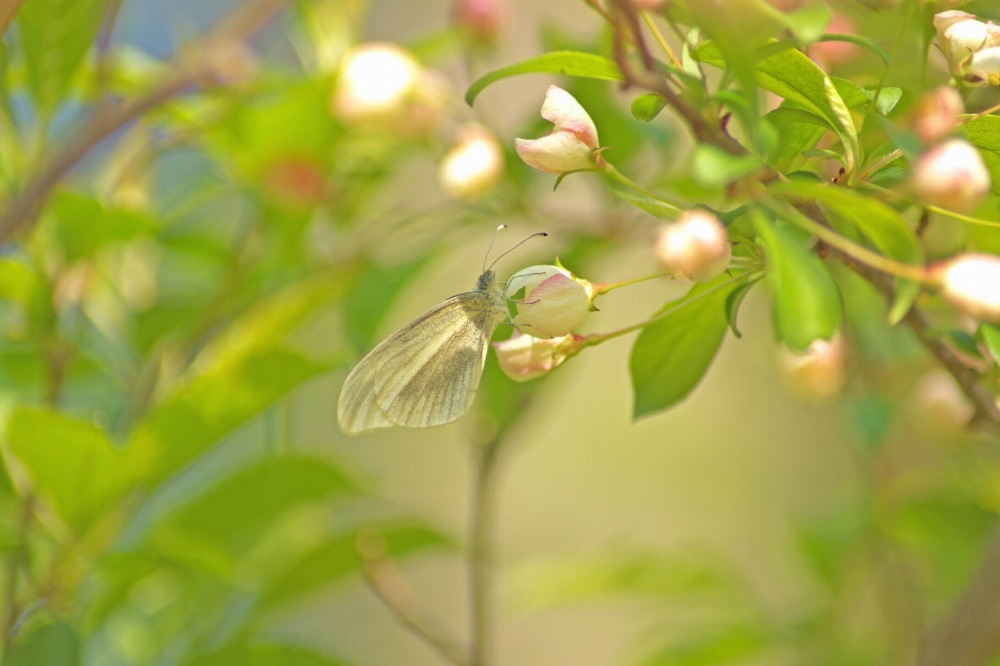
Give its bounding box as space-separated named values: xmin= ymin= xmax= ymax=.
xmin=599 ymin=162 xmax=684 ymax=213
xmin=593 ymin=271 xmax=673 ymax=295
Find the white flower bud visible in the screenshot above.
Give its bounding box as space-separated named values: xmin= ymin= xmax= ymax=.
xmin=438 ymin=123 xmax=504 ymax=199
xmin=929 ymin=253 xmax=1000 ymax=323
xmin=514 ymin=86 xmax=600 ymax=174
xmin=910 ymin=86 xmax=964 ymax=144
xmin=492 ymin=331 xmax=582 ymax=382
xmin=965 ymin=45 xmax=1000 ymax=86
xmin=505 ymin=265 xmax=590 ymax=338
xmin=654 ymin=210 xmax=732 ymax=282
xmin=779 ymin=335 xmax=846 ymax=400
xmin=911 ymin=139 xmax=990 ymax=213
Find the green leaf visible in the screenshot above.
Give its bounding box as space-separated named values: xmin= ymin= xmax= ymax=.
xmin=964 ymin=115 xmax=1000 ymax=195
xmin=185 ymin=643 xmax=346 ymax=666
xmin=724 ymin=278 xmax=761 ymax=338
xmin=18 ymin=0 xmax=102 ymax=115
xmin=761 ymin=107 xmax=828 ymax=171
xmin=0 ymin=259 xmax=44 ymax=314
xmin=465 ymin=51 xmax=623 ymax=106
xmin=630 ymin=276 xmax=742 ymax=418
xmin=772 ymin=180 xmax=922 ymax=323
xmin=129 ymin=276 xmax=346 ymax=486
xmin=48 ymin=191 xmax=160 ymax=261
xmin=980 ymin=324 xmax=1000 ymax=364
xmin=694 ymin=40 xmax=858 ymax=171
xmin=820 ymin=33 xmax=891 ymax=64
xmin=6 ymin=407 xmax=130 ymax=533
xmin=755 ymin=220 xmax=841 ymax=351
xmin=637 ymin=623 xmax=771 ymax=666
xmin=604 ymin=179 xmax=679 ymax=219
xmin=153 ymin=457 xmax=354 ymax=554
xmin=631 ymin=93 xmax=668 ymax=122
xmin=6 ymin=622 xmax=80 ymax=666
xmin=691 ymin=145 xmax=763 ymax=188
xmin=258 ymin=523 xmax=451 ymax=610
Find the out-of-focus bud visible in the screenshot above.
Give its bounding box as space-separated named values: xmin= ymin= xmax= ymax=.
xmin=927 ymin=253 xmax=1000 ymax=322
xmin=438 ymin=123 xmax=504 ymax=198
xmin=492 ymin=331 xmax=583 ymax=382
xmin=911 ymin=139 xmax=990 ymax=213
xmin=199 ymin=40 xmax=258 ymax=87
xmin=912 ymin=368 xmax=974 ymax=434
xmin=514 ymin=86 xmax=601 ymax=174
xmin=453 ymin=0 xmax=505 ymax=41
xmin=506 ymin=265 xmax=591 ymax=338
xmin=630 ymin=0 xmax=664 ymax=9
xmin=910 ymin=86 xmax=964 ymax=144
xmin=965 ymin=45 xmax=1000 ymax=86
xmin=934 ymin=10 xmax=1000 ymax=78
xmin=654 ymin=210 xmax=732 ymax=282
xmin=262 ymin=155 xmax=328 ymax=208
xmin=809 ymin=13 xmax=862 ymax=69
xmin=331 ymin=43 xmax=447 ymax=134
xmin=779 ymin=335 xmax=846 ymax=400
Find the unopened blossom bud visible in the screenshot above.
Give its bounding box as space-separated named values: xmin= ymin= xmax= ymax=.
xmin=934 ymin=11 xmax=1000 ymax=78
xmin=928 ymin=253 xmax=1000 ymax=322
xmin=514 ymin=86 xmax=601 ymax=174
xmin=505 ymin=265 xmax=591 ymax=338
xmin=453 ymin=0 xmax=505 ymax=41
xmin=492 ymin=331 xmax=583 ymax=382
xmin=911 ymin=139 xmax=990 ymax=213
xmin=438 ymin=123 xmax=504 ymax=198
xmin=910 ymin=86 xmax=964 ymax=144
xmin=332 ymin=43 xmax=447 ymax=134
xmin=654 ymin=210 xmax=732 ymax=282
xmin=779 ymin=335 xmax=846 ymax=400
xmin=913 ymin=369 xmax=974 ymax=434
xmin=965 ymin=46 xmax=1000 ymax=86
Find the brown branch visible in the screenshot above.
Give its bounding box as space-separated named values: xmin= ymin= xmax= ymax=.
xmin=357 ymin=531 xmax=471 ymax=666
xmin=0 ymin=0 xmax=291 ymax=246
xmin=0 ymin=0 xmax=25 ymax=38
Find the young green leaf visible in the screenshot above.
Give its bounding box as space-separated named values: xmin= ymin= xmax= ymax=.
xmin=465 ymin=51 xmax=623 ymax=106
xmin=630 ymin=276 xmax=743 ymax=418
xmin=755 ymin=220 xmax=841 ymax=351
xmin=964 ymin=115 xmax=1000 ymax=195
xmin=6 ymin=622 xmax=80 ymax=666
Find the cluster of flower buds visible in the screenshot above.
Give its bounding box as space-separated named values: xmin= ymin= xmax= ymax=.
xmin=934 ymin=10 xmax=1000 ymax=86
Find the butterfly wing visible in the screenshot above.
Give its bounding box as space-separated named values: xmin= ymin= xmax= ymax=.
xmin=337 ymin=291 xmax=506 ymax=435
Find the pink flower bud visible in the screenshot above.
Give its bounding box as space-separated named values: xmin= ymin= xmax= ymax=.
xmin=928 ymin=253 xmax=1000 ymax=322
xmin=654 ymin=210 xmax=732 ymax=282
xmin=438 ymin=123 xmax=504 ymax=199
xmin=910 ymin=86 xmax=964 ymax=144
xmin=779 ymin=335 xmax=846 ymax=400
xmin=506 ymin=265 xmax=591 ymax=338
xmin=492 ymin=331 xmax=583 ymax=382
xmin=514 ymin=86 xmax=600 ymax=174
xmin=911 ymin=139 xmax=990 ymax=213
xmin=453 ymin=0 xmax=505 ymax=41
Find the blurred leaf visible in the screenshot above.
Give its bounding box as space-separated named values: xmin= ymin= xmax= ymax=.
xmin=821 ymin=33 xmax=891 ymax=64
xmin=6 ymin=406 xmax=130 ymax=532
xmin=630 ymin=276 xmax=742 ymax=418
xmin=780 ymin=3 xmax=831 ymax=44
xmin=637 ymin=623 xmax=771 ymax=666
xmin=342 ymin=255 xmax=433 ymax=352
xmin=48 ymin=191 xmax=159 ymax=261
xmin=129 ymin=275 xmax=347 ymax=486
xmin=186 ymin=643 xmax=346 ymax=666
xmin=849 ymin=393 xmax=894 ymax=453
xmin=152 ymin=457 xmax=354 ymax=555
xmin=465 ymin=51 xmax=623 ymax=106
xmin=981 ymin=324 xmax=1000 ymax=364
xmin=6 ymin=621 xmax=80 ymax=666
xmin=632 ymin=93 xmax=668 ymax=122
xmin=762 ymin=107 xmax=828 ymax=172
xmin=772 ymin=180 xmax=922 ymax=323
xmin=0 ymin=259 xmax=44 ymax=314
xmin=755 ymin=220 xmax=841 ymax=351
xmin=797 ymin=504 xmax=870 ymax=587
xmin=18 ymin=0 xmax=102 ymax=114
xmin=258 ymin=523 xmax=451 ymax=610
xmin=965 ymin=115 xmax=1000 ymax=195
xmin=724 ymin=278 xmax=761 ymax=338
xmin=516 ymin=550 xmax=747 ymax=611
xmin=691 ymin=145 xmax=763 ymax=188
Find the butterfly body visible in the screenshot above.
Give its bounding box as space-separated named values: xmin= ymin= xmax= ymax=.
xmin=337 ymin=270 xmax=508 ymax=435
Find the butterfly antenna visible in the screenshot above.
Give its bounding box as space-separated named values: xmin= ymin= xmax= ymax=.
xmin=483 ymin=224 xmax=507 ymax=273
xmin=487 ymin=231 xmax=548 ymax=272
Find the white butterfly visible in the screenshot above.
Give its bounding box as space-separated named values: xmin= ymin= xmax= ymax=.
xmin=337 ymin=228 xmax=545 ymax=435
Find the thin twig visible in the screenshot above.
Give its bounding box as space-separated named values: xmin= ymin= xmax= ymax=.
xmin=468 ymin=434 xmax=506 ymax=666
xmin=357 ymin=531 xmax=471 ymax=666
xmin=0 ymin=0 xmax=291 ymax=245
